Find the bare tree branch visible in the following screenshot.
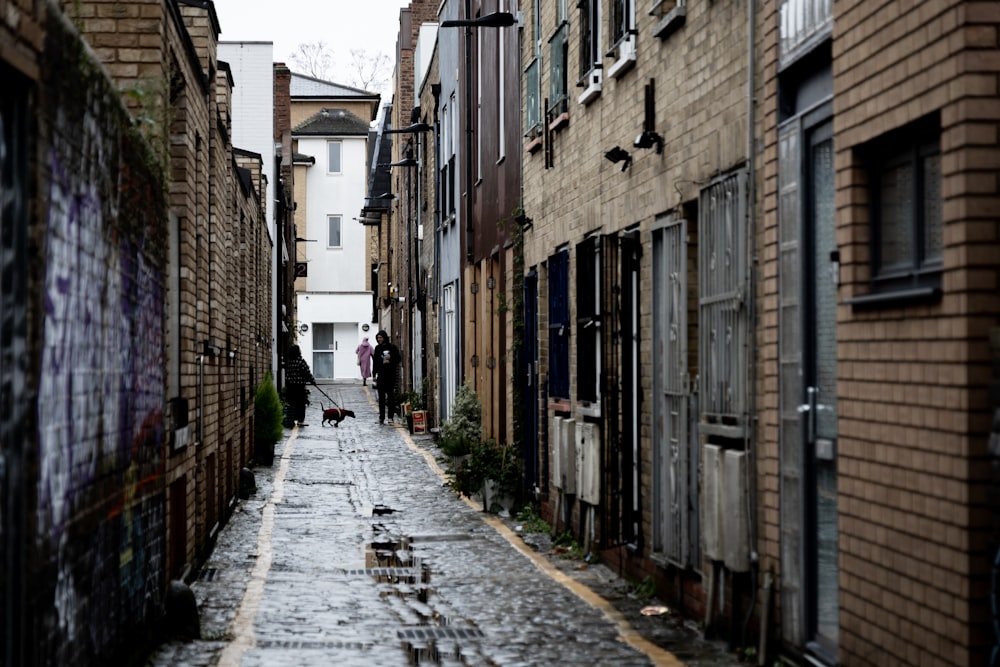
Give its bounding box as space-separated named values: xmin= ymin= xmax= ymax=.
xmin=289 ymin=41 xmax=334 ymax=80
xmin=347 ymin=48 xmax=392 ymax=94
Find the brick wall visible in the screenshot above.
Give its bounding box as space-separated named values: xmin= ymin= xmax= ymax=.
xmin=19 ymin=6 xmax=169 ymax=664
xmin=519 ymin=0 xmax=751 ymax=628
xmin=759 ymin=0 xmax=1000 ymax=664
xmin=832 ymin=2 xmax=1000 ymax=665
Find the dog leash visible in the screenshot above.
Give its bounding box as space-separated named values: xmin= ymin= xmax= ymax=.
xmin=311 ymin=383 xmax=341 ymax=408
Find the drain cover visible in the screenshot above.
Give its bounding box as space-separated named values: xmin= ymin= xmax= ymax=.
xmin=257 ymin=639 xmax=371 ymax=651
xmin=397 ymin=627 xmax=485 ymax=641
xmin=344 ymin=567 xmax=421 ymax=577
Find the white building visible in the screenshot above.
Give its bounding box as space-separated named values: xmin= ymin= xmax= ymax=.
xmin=217 ymin=41 xmax=278 ymax=372
xmin=290 ymin=75 xmax=380 ymax=380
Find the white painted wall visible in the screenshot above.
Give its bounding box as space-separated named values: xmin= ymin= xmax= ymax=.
xmin=293 ymin=121 xmax=372 ymax=381
xmin=219 ymin=41 xmax=278 ymax=373
xmin=219 ymin=42 xmax=275 ymax=241
xmin=297 ymin=133 xmax=368 ymax=292
xmin=296 ymin=292 xmax=374 ymax=380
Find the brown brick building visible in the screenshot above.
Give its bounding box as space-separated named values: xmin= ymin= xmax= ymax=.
xmin=380 ymin=0 xmax=1000 ymax=665
xmin=760 ymin=1 xmax=1000 ymax=665
xmin=1 ymin=1 xmax=273 ymax=663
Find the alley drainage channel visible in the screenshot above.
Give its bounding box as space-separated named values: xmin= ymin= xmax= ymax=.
xmin=365 ymin=507 xmax=487 ymax=665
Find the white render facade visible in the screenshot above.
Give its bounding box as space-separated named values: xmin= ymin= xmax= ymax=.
xmin=290 ymin=77 xmax=381 ymax=380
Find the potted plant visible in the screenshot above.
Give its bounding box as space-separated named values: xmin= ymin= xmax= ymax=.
xmin=253 ymin=371 xmax=284 ymax=466
xmin=403 ymin=387 xmax=425 ymax=432
xmin=439 ymin=382 xmax=480 ymax=465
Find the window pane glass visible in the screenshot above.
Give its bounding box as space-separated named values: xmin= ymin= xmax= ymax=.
xmin=548 ymin=23 xmax=567 ymax=114
xmin=328 ymin=215 xmax=341 ymax=247
xmin=526 ymin=58 xmax=540 ymax=133
xmin=922 ymin=152 xmax=942 ymax=265
xmin=328 ymin=142 xmax=341 ymax=173
xmin=878 ymin=162 xmax=913 ymax=271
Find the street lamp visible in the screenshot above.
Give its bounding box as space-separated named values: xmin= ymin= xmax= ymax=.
xmin=383 ymin=122 xmax=433 ymax=134
xmin=440 ymin=11 xmax=517 ymax=28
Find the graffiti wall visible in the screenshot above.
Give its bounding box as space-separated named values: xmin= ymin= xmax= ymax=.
xmin=1 ymin=62 xmax=31 ymax=667
xmin=22 ymin=12 xmax=168 ymax=665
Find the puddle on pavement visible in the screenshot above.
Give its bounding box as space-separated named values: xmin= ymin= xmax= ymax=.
xmin=366 ymin=523 xmax=478 ymax=665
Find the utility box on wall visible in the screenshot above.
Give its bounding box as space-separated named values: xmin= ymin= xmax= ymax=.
xmin=577 ymin=422 xmax=600 ymax=505
xmin=551 ymin=416 xmax=577 ymax=494
xmin=701 ymin=444 xmax=750 ymax=571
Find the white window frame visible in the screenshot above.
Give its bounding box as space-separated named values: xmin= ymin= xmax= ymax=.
xmin=327 ymin=140 xmax=342 ymax=174
xmin=327 ymin=214 xmax=342 ymax=248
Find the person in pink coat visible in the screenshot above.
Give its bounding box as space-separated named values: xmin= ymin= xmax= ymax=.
xmin=355 ymin=336 xmax=374 ymax=385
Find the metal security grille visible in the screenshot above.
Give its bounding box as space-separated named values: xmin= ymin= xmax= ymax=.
xmin=777 ymin=121 xmax=805 ymax=644
xmin=698 ymin=172 xmax=748 ymax=432
xmin=653 ymin=216 xmax=692 ymax=566
xmin=779 ymin=0 xmax=833 ymax=63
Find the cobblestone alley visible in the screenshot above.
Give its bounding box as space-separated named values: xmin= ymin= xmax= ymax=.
xmin=146 ymin=384 xmax=743 ymax=667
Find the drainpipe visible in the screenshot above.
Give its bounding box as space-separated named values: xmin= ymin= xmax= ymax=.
xmin=743 ymin=0 xmax=760 ymax=649
xmin=198 ymin=354 xmax=205 ymax=447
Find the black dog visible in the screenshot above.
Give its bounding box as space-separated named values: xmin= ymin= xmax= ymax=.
xmin=322 ymin=406 xmax=356 ymax=427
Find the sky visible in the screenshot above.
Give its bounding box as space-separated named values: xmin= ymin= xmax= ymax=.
xmin=212 ymin=0 xmax=413 ymax=88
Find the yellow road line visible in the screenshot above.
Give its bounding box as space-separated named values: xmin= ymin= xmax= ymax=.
xmin=217 ymin=428 xmax=298 ymax=667
xmin=398 ymin=428 xmax=686 ymax=667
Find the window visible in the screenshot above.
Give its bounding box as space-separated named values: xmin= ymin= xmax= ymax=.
xmin=577 ymin=0 xmax=602 ymax=102
xmin=548 ymin=249 xmax=570 ymax=400
xmin=607 ymin=0 xmax=636 ymax=79
xmin=866 ymin=116 xmax=942 ymax=295
xmin=548 ymin=22 xmax=569 ymax=117
xmin=578 ymin=0 xmax=600 ymax=81
xmin=440 ymin=95 xmax=456 ymax=221
xmin=525 ymin=58 xmax=541 ymax=138
xmin=576 ymin=236 xmax=601 ymax=404
xmin=327 ymin=215 xmax=342 ymax=248
xmin=327 ymin=141 xmax=342 ymax=174
xmin=699 ymin=172 xmax=749 ymax=426
xmin=611 ymin=0 xmax=632 ymax=47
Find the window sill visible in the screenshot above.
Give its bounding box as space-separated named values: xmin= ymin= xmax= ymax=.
xmin=525 ymin=136 xmax=543 ymax=154
xmin=607 ymin=52 xmax=636 ymax=79
xmin=549 ymin=398 xmax=571 ymax=413
xmin=549 ymin=112 xmax=569 ymax=133
xmin=845 ymin=285 xmax=942 ymax=310
xmin=577 ymin=78 xmax=602 ymax=106
xmin=654 ymin=5 xmax=686 ymax=40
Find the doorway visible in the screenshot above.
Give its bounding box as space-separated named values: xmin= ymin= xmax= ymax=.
xmin=803 ymin=117 xmax=838 ymax=658
xmin=312 ymin=323 xmax=357 ymax=380
xmin=778 ymin=105 xmax=838 ymax=662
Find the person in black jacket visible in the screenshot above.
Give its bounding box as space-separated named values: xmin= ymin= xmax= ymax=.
xmin=372 ymin=330 xmax=401 ymax=424
xmin=284 ymin=344 xmax=315 ymax=427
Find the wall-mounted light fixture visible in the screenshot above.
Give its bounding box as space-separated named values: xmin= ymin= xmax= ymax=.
xmin=294 ymin=237 xmax=316 ymax=242
xmin=514 ymin=211 xmax=533 ymax=231
xmin=604 ymin=146 xmax=632 ymax=171
xmin=633 ymin=130 xmax=664 ymax=154
xmin=633 ymin=78 xmax=664 ymax=154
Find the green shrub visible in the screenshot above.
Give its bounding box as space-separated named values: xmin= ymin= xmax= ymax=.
xmin=253 ymin=372 xmax=283 ymax=463
xmin=439 ymin=383 xmax=481 ymax=456
xmin=515 ymin=504 xmax=551 ymax=534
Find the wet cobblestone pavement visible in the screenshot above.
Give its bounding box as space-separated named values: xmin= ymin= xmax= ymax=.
xmin=146 ymin=384 xmax=744 ymax=667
